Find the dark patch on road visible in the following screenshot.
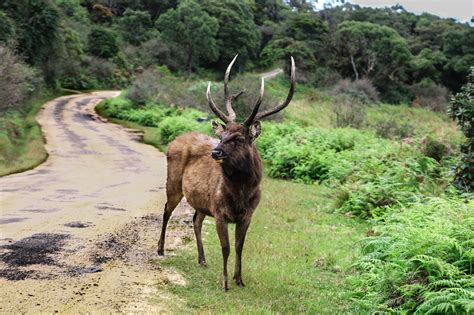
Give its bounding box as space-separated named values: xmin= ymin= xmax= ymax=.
xmin=20 ymin=207 xmax=60 ymax=213
xmin=0 ymin=217 xmax=28 ymax=224
xmin=64 ymin=221 xmax=94 ymax=228
xmin=0 ymin=233 xmax=70 ymax=267
xmin=0 ymin=269 xmax=38 ymax=281
xmin=95 ymin=204 xmax=127 ymax=211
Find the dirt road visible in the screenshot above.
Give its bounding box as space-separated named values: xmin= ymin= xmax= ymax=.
xmin=0 ymin=92 xmax=192 ymax=313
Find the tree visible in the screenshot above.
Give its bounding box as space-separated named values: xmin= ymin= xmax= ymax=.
xmin=448 ymin=67 xmax=474 ymax=192
xmin=335 ymin=21 xmax=412 ymax=102
xmin=1 ymin=0 xmax=63 ymax=82
xmin=201 ymin=0 xmax=261 ymax=71
xmin=156 ymin=0 xmax=219 ymax=73
xmin=442 ymin=28 xmax=474 ymax=92
xmin=87 ymin=27 xmax=119 ymax=59
xmin=0 ymin=11 xmax=15 ymax=43
xmin=118 ymin=9 xmax=154 ymax=46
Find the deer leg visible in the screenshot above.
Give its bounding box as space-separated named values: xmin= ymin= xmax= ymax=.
xmin=215 ymin=216 xmax=230 ymax=291
xmin=157 ymin=193 xmax=182 ymax=255
xmin=193 ymin=211 xmax=207 ymax=266
xmin=234 ymin=219 xmax=250 ymax=287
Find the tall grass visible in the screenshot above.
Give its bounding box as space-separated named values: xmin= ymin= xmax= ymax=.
xmin=0 ymin=93 xmax=59 ymax=176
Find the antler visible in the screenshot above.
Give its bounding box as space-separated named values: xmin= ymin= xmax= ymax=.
xmin=245 ymin=56 xmax=296 ymax=124
xmin=206 ymin=55 xmax=244 ymax=123
xmin=224 ymin=55 xmax=238 ymax=121
xmin=242 ymin=77 xmax=265 ymax=126
xmin=207 ymin=82 xmax=230 ymax=123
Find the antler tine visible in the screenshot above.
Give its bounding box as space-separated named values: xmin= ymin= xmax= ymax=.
xmin=243 ymin=77 xmax=265 ymax=126
xmin=254 ymin=56 xmax=296 ymax=122
xmin=207 ymin=82 xmax=229 ymax=123
xmin=224 ymin=55 xmax=238 ymax=121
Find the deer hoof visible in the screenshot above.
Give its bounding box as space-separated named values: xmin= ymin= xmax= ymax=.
xmin=223 ymin=279 xmax=229 ymax=291
xmin=233 ymin=275 xmax=245 ymax=287
xmin=199 ymin=260 xmax=207 ymax=267
xmin=157 ymin=249 xmax=164 ymax=256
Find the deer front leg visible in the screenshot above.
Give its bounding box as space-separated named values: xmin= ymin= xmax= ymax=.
xmin=234 ymin=219 xmax=250 ymax=287
xmin=193 ymin=211 xmax=207 ymax=266
xmin=215 ymin=215 xmax=230 ymax=291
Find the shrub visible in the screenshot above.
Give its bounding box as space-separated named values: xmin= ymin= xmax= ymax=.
xmin=373 ymin=118 xmax=415 ymax=139
xmin=421 ymin=136 xmax=449 ymax=162
xmin=331 ymin=95 xmax=367 ymax=128
xmin=101 ymin=95 xmax=211 ymax=145
xmin=332 ymin=78 xmax=379 ymax=105
xmin=0 ymin=45 xmax=42 ymax=112
xmin=448 ymin=68 xmax=474 ymax=192
xmin=411 ymin=79 xmax=449 ymax=112
xmin=350 ymin=197 xmax=474 ymax=313
xmin=126 ymin=68 xmax=163 ymax=105
xmin=87 ymin=27 xmax=119 ymax=59
xmin=158 ymin=116 xmax=210 ymax=144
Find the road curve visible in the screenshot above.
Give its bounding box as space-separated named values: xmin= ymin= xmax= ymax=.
xmin=0 ymin=91 xmax=167 ymax=240
xmin=0 ymin=92 xmax=191 ymax=313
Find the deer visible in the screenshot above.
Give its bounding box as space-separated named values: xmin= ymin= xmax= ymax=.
xmin=157 ymin=55 xmax=296 ymax=290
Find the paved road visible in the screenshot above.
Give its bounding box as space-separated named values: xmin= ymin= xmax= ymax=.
xmin=261 ymin=68 xmax=284 ymax=80
xmin=0 ymin=91 xmax=167 ymax=241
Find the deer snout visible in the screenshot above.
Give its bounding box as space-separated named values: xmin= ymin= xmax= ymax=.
xmin=211 ymin=148 xmax=226 ymax=160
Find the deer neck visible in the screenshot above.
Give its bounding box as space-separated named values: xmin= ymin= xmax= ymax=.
xmin=221 ymin=147 xmax=262 ymax=190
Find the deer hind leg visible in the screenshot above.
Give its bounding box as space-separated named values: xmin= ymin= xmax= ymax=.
xmin=193 ymin=211 xmax=207 ymax=266
xmin=215 ymin=215 xmax=230 ymax=291
xmin=157 ymin=180 xmax=183 ymax=256
xmin=234 ymin=219 xmax=250 ymax=287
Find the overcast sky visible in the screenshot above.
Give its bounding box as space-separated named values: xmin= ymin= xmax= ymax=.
xmin=350 ymin=0 xmax=473 ymax=23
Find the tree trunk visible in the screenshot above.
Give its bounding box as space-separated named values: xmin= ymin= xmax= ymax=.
xmin=350 ymin=54 xmax=359 ymax=80
xmin=187 ymin=47 xmax=193 ymax=75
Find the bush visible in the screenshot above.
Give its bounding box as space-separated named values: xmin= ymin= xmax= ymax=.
xmin=331 ymin=95 xmax=367 ymax=128
xmin=125 ymin=68 xmax=163 ymax=105
xmin=87 ymin=27 xmax=119 ymax=59
xmin=350 ymin=197 xmax=474 ymax=313
xmin=372 ymin=118 xmax=415 ymax=139
xmin=0 ymin=45 xmax=42 ymax=112
xmin=332 ymin=78 xmax=379 ymax=105
xmin=448 ymin=67 xmax=474 ymax=192
xmin=411 ymin=79 xmax=449 ymax=112
xmin=421 ymin=136 xmax=449 ymax=162
xmin=258 ymin=122 xmax=448 ymax=218
xmin=158 ymin=116 xmax=211 ymax=144
xmin=101 ymin=95 xmax=211 ymax=145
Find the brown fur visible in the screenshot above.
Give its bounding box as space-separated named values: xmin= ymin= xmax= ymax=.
xmin=157 ymin=124 xmax=262 ymax=290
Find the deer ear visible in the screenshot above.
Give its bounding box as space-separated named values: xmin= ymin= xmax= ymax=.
xmin=248 ymin=121 xmax=261 ymax=141
xmin=212 ymin=120 xmax=225 ymax=136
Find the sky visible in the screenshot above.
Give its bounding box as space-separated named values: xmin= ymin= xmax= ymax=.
xmin=350 ymin=0 xmax=473 ymax=23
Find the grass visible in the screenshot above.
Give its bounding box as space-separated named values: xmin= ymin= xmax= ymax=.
xmin=158 ymin=178 xmax=369 ymax=313
xmin=0 ymin=93 xmax=62 ymax=176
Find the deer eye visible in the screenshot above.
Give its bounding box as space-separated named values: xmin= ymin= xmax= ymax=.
xmin=236 ymin=137 xmax=245 ymax=143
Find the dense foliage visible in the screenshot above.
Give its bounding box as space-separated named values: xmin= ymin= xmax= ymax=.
xmin=351 ymin=197 xmax=474 ymax=313
xmin=449 ymin=67 xmax=474 ymax=192
xmin=1 ymin=0 xmax=472 ymax=109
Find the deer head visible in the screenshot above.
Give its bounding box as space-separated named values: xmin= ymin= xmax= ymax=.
xmin=207 ymin=55 xmax=296 ymax=164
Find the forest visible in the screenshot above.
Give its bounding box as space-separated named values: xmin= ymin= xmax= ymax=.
xmin=0 ymin=0 xmax=473 ymax=313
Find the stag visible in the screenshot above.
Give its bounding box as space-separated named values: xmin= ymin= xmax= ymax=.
xmin=157 ymin=55 xmax=296 ymax=290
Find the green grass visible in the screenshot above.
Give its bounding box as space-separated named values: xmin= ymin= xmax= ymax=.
xmin=0 ymin=93 xmax=63 ymax=176
xmin=158 ymin=178 xmax=369 ymax=313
